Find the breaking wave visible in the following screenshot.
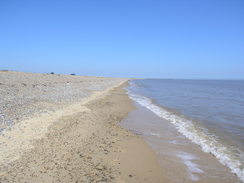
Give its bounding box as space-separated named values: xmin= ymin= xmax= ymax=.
xmin=126 ymin=87 xmax=244 ymax=182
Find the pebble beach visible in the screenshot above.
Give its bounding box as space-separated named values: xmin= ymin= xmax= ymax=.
xmin=0 ymin=71 xmax=167 ymax=183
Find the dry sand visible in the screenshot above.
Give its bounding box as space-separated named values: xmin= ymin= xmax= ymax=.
xmin=0 ymin=71 xmax=167 ymax=183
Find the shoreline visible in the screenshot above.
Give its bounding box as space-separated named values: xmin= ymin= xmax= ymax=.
xmin=0 ymin=80 xmax=168 ymax=182
xmin=125 ymin=80 xmax=242 ymax=183
xmin=121 ymin=102 xmax=241 ymax=183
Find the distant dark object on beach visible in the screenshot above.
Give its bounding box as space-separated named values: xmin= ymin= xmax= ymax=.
xmin=0 ymin=70 xmax=9 ymax=72
xmin=50 ymin=72 xmax=55 ymax=74
xmin=70 ymin=73 xmax=76 ymax=76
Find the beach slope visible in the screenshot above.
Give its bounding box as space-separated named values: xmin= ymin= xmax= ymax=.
xmin=0 ymin=71 xmax=167 ymax=183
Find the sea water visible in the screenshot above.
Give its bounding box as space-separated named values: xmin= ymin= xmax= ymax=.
xmin=126 ymin=79 xmax=244 ymax=182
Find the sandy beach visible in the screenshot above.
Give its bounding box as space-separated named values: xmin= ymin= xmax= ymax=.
xmin=0 ymin=71 xmax=167 ymax=183
xmin=2 ymin=0 xmax=243 ymax=182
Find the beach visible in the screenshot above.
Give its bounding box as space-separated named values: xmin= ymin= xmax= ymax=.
xmin=1 ymin=71 xmax=242 ymax=183
xmin=2 ymin=0 xmax=243 ymax=182
xmin=0 ymin=71 xmax=167 ymax=183
xmin=125 ymin=79 xmax=243 ymax=183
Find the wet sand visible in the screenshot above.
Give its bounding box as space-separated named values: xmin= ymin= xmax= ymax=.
xmin=121 ymin=102 xmax=241 ymax=183
xmin=2 ymin=71 xmax=239 ymax=183
xmin=0 ymin=72 xmax=168 ymax=182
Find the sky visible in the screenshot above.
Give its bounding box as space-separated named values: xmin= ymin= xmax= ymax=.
xmin=1 ymin=0 xmax=244 ymax=79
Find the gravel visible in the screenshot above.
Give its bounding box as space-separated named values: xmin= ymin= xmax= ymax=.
xmin=0 ymin=71 xmax=125 ymax=131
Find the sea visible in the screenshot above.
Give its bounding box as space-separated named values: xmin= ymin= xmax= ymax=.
xmin=123 ymin=79 xmax=244 ymax=183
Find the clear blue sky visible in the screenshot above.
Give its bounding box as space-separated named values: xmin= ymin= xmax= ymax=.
xmin=1 ymin=0 xmax=244 ymax=79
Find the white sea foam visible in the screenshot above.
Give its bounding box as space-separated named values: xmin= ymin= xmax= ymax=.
xmin=168 ymin=139 xmax=184 ymax=145
xmin=126 ymin=85 xmax=244 ymax=182
xmin=177 ymin=152 xmax=204 ymax=181
xmin=147 ymin=132 xmax=162 ymax=137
